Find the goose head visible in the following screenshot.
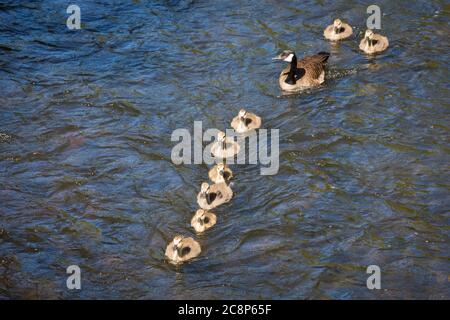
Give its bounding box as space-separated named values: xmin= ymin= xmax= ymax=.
xmin=333 ymin=19 xmax=342 ymax=33
xmin=273 ymin=50 xmax=295 ymax=63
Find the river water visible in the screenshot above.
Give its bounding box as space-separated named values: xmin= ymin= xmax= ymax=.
xmin=0 ymin=0 xmax=449 ymax=299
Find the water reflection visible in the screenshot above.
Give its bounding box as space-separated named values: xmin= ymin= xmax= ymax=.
xmin=0 ymin=0 xmax=449 ymax=299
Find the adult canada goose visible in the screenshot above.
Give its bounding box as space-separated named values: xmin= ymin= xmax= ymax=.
xmin=165 ymin=235 xmax=201 ymax=264
xmin=211 ymin=131 xmax=240 ymax=158
xmin=191 ymin=209 xmax=217 ymax=233
xmin=231 ymin=109 xmax=262 ymax=133
xmin=323 ymin=18 xmax=353 ymax=41
xmin=359 ymin=29 xmax=389 ymax=54
xmin=197 ymin=182 xmax=233 ymax=210
xmin=273 ymin=50 xmax=330 ymax=91
xmin=208 ymin=162 xmax=233 ymax=184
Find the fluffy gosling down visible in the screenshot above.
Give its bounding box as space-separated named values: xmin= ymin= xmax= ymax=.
xmin=323 ymin=18 xmax=353 ymax=41
xmin=208 ymin=162 xmax=233 ymax=184
xmin=359 ymin=29 xmax=389 ymax=54
xmin=231 ymin=109 xmax=262 ymax=133
xmin=191 ymin=209 xmax=217 ymax=233
xmin=165 ymin=235 xmax=201 ymax=264
xmin=211 ymin=131 xmax=240 ymax=158
xmin=197 ymin=182 xmax=233 ymax=210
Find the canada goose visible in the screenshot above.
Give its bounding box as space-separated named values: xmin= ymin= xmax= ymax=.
xmin=323 ymin=18 xmax=353 ymax=41
xmin=191 ymin=209 xmax=217 ymax=233
xmin=211 ymin=131 xmax=240 ymax=158
xmin=273 ymin=50 xmax=330 ymax=91
xmin=231 ymin=109 xmax=262 ymax=133
xmin=197 ymin=182 xmax=233 ymax=210
xmin=359 ymin=29 xmax=389 ymax=54
xmin=165 ymin=235 xmax=201 ymax=264
xmin=208 ymin=162 xmax=233 ymax=184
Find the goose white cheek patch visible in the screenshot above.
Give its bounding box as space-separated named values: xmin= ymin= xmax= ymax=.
xmin=284 ymin=53 xmax=294 ymax=62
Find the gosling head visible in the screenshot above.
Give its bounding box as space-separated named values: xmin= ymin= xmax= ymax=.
xmin=273 ymin=50 xmax=295 ymax=63
xmin=200 ymin=182 xmax=210 ymax=195
xmin=217 ymin=131 xmax=226 ymax=143
xmin=238 ymin=109 xmax=247 ymax=122
xmin=217 ymin=163 xmax=225 ymax=175
xmin=365 ymin=29 xmax=374 ymax=41
xmin=217 ymin=131 xmax=227 ymax=149
xmin=172 ymin=235 xmax=184 ymax=254
xmin=333 ymin=19 xmax=342 ymax=33
xmin=197 ymin=209 xmax=207 ymax=225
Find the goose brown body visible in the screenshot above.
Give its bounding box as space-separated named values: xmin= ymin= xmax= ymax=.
xmin=274 ymin=51 xmax=330 ymax=91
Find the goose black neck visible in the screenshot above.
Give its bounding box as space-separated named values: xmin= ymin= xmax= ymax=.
xmin=286 ymin=54 xmax=297 ymax=85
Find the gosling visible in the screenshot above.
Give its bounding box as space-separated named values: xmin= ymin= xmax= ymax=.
xmin=359 ymin=29 xmax=389 ymax=54
xmin=191 ymin=209 xmax=217 ymax=233
xmin=211 ymin=131 xmax=240 ymax=158
xmin=323 ymin=18 xmax=353 ymax=41
xmin=165 ymin=235 xmax=201 ymax=264
xmin=208 ymin=162 xmax=233 ymax=184
xmin=197 ymin=182 xmax=233 ymax=210
xmin=231 ymin=109 xmax=262 ymax=133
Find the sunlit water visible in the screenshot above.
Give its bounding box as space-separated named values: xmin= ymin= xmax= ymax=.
xmin=0 ymin=0 xmax=449 ymax=299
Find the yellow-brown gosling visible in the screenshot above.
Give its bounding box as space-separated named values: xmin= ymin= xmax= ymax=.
xmin=211 ymin=131 xmax=240 ymax=158
xmin=197 ymin=182 xmax=233 ymax=210
xmin=208 ymin=162 xmax=233 ymax=184
xmin=231 ymin=109 xmax=262 ymax=133
xmin=165 ymin=235 xmax=201 ymax=264
xmin=191 ymin=209 xmax=217 ymax=233
xmin=323 ymin=18 xmax=353 ymax=41
xmin=273 ymin=50 xmax=330 ymax=91
xmin=359 ymin=29 xmax=389 ymax=54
